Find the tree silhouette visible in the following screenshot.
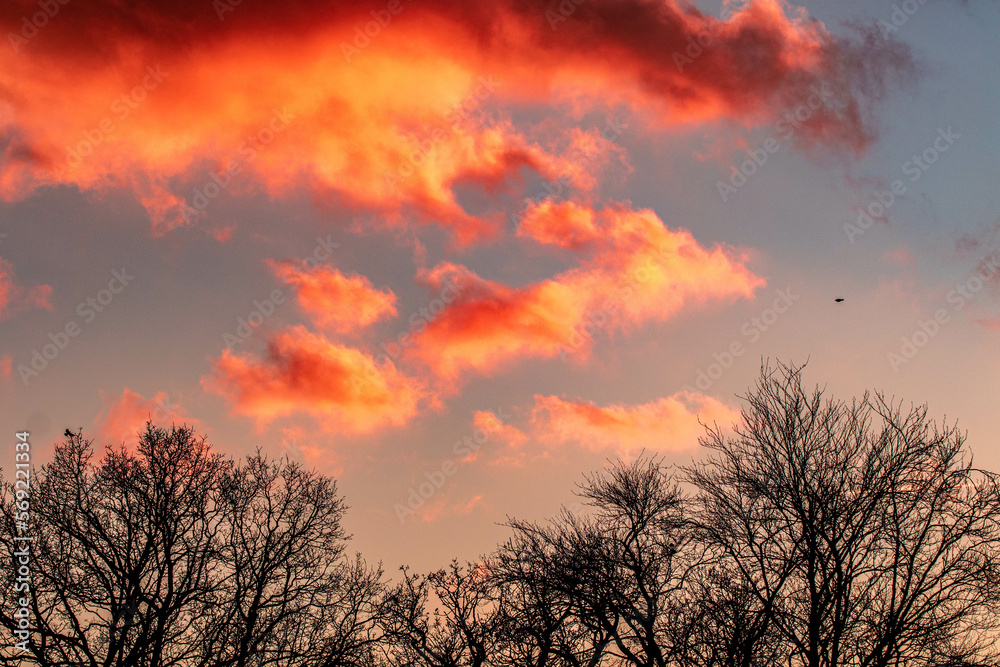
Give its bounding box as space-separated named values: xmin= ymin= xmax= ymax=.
xmin=502 ymin=458 xmax=709 ymax=667
xmin=685 ymin=362 xmax=1000 ymax=667
xmin=4 ymin=364 xmax=1000 ymax=667
xmin=0 ymin=423 xmax=383 ymax=667
xmin=380 ymin=560 xmax=509 ymax=667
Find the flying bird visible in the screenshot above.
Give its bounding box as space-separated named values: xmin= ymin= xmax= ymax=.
xmin=835 ymin=298 xmax=845 ymax=302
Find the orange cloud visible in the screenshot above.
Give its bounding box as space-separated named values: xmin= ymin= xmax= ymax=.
xmin=472 ymin=408 xmax=537 ymax=467
xmin=408 ymin=203 xmax=764 ymax=385
xmin=267 ymin=260 xmax=397 ymax=334
xmin=0 ymin=0 xmax=911 ymax=239
xmin=275 ymin=425 xmax=344 ymax=476
xmin=530 ymin=391 xmax=740 ymax=456
xmin=516 ymin=200 xmax=601 ymax=250
xmin=414 ymin=493 xmax=485 ymax=524
xmin=202 ymin=325 xmax=429 ymax=434
xmin=0 ymin=258 xmax=52 ymax=320
xmin=0 ymin=354 xmax=11 ymax=378
xmin=93 ymin=388 xmax=196 ymax=448
xmin=473 ymin=409 xmax=528 ymax=450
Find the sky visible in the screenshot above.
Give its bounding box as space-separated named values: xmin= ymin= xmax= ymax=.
xmin=1 ymin=0 xmax=999 ymax=574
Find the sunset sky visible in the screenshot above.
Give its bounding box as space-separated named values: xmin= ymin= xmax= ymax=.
xmin=2 ymin=0 xmax=999 ymax=573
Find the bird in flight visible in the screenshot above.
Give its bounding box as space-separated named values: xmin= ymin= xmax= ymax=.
xmin=835 ymin=298 xmax=845 ymax=302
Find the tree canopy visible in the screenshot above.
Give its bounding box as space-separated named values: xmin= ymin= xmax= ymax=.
xmin=4 ymin=363 xmax=1000 ymax=666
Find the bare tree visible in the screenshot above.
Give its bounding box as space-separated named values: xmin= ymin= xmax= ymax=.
xmin=685 ymin=362 xmax=1000 ymax=667
xmin=0 ymin=424 xmax=229 ymax=666
xmin=5 ymin=364 xmax=1000 ymax=667
xmin=504 ymin=458 xmax=708 ymax=667
xmin=491 ymin=523 xmax=613 ymax=667
xmin=379 ymin=560 xmax=504 ymax=667
xmin=197 ymin=452 xmax=384 ymax=667
xmin=672 ymin=561 xmax=785 ymax=667
xmin=0 ymin=423 xmax=384 ymax=667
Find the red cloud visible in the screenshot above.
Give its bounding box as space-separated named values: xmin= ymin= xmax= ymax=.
xmin=93 ymin=388 xmax=197 ymax=448
xmin=407 ymin=203 xmax=764 ymax=385
xmin=202 ymin=326 xmax=429 ymax=434
xmin=267 ymin=260 xmax=397 ymax=334
xmin=0 ymin=0 xmax=911 ymax=239
xmin=211 ymin=224 xmax=236 ymax=243
xmin=406 ymin=262 xmax=591 ymax=384
xmin=530 ymin=391 xmax=740 ymax=456
xmin=0 ymin=258 xmax=52 ymax=320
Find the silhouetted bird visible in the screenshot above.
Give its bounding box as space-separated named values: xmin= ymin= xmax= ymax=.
xmin=835 ymin=298 xmax=845 ymax=302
